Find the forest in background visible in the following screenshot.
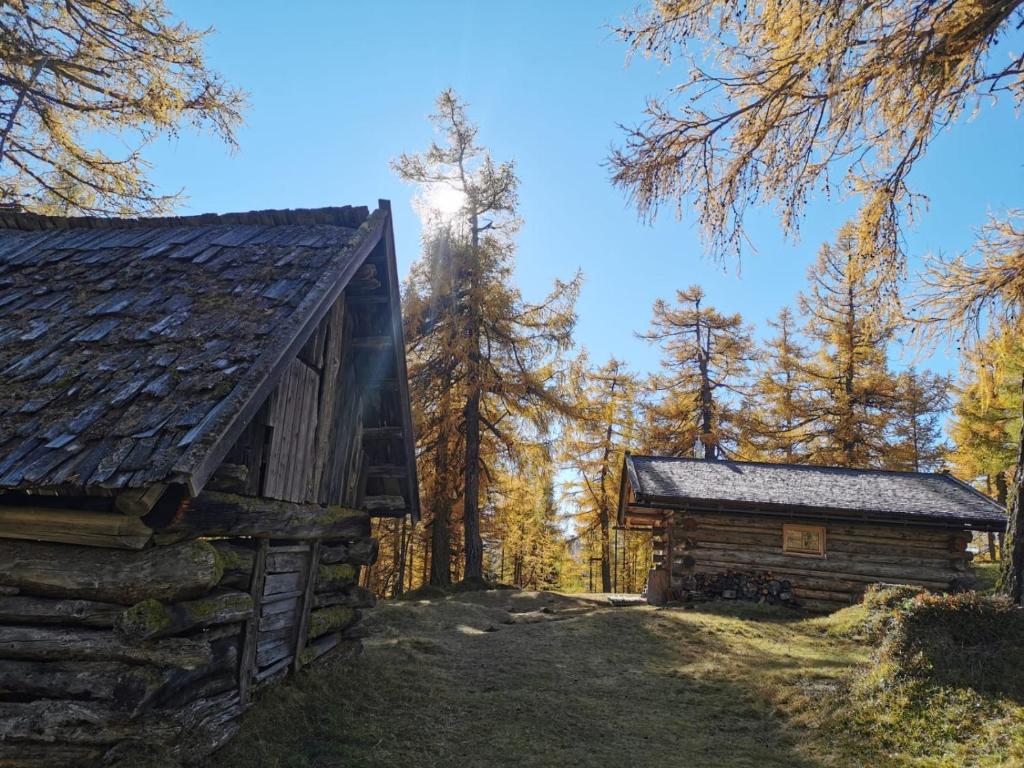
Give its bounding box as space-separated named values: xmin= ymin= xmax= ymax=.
xmin=2 ymin=0 xmax=1018 ymax=603
xmin=361 ymin=91 xmax=1019 ymax=599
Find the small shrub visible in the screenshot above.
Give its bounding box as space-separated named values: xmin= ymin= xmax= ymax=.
xmin=881 ymin=591 xmax=1024 ymax=696
xmin=823 ymin=583 xmax=926 ymax=642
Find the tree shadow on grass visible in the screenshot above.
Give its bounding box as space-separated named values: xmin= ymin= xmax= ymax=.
xmin=213 ymin=596 xmax=859 ymax=768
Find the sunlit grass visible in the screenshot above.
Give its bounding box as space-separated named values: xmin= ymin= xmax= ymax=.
xmin=211 ymin=590 xmax=1023 ymax=768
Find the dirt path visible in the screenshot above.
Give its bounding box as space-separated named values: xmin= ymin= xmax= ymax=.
xmin=215 ymin=590 xmax=866 ymax=768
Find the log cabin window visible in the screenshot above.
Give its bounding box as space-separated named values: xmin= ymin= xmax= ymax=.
xmin=782 ymin=523 xmax=826 ymax=557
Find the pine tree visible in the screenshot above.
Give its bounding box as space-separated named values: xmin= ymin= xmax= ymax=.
xmin=887 ymin=368 xmax=952 ymax=472
xmin=740 ymin=308 xmax=814 ymax=462
xmin=798 ymin=226 xmax=898 ymax=467
xmin=395 ymin=90 xmax=580 ymax=583
xmin=561 ymin=356 xmax=638 ymax=592
xmin=639 ymin=285 xmax=755 ymax=459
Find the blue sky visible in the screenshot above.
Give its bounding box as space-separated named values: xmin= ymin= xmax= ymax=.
xmin=151 ymin=1 xmax=1024 ymax=382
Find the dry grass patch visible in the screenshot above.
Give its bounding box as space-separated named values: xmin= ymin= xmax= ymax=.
xmin=213 ymin=592 xmax=868 ymax=768
xmin=211 ymin=587 xmax=1024 ymax=768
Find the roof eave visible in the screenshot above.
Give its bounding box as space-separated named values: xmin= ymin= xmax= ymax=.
xmin=378 ymin=200 xmax=421 ymax=524
xmin=626 ymin=493 xmax=1008 ymax=532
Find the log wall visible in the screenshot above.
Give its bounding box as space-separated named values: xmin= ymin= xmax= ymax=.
xmin=0 ymin=519 xmax=376 ymax=767
xmin=655 ymin=510 xmax=974 ymax=612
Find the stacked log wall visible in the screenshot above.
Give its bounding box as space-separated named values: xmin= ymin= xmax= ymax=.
xmin=0 ymin=524 xmax=378 ymax=766
xmin=661 ymin=511 xmax=973 ymax=612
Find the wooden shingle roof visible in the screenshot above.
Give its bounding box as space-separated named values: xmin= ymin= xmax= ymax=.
xmin=0 ymin=205 xmax=390 ymax=497
xmin=621 ymin=454 xmax=1007 ymax=531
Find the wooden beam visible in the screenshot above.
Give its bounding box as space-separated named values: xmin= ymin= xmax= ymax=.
xmin=238 ymin=539 xmax=268 ymax=705
xmin=0 ymin=539 xmax=222 ymax=605
xmin=0 ymin=596 xmax=122 ymax=627
xmin=365 ymin=465 xmax=407 ymax=478
xmin=363 ymin=495 xmax=405 ymax=513
xmin=154 ymin=491 xmax=371 ymax=540
xmin=114 ymin=484 xmax=167 ymax=517
xmin=361 ymin=426 xmax=403 ymax=441
xmin=0 ymin=626 xmax=213 ymax=667
xmin=347 ymin=294 xmax=389 ymax=305
xmin=351 ymin=336 xmax=392 ymax=350
xmin=0 ymin=506 xmax=153 ymax=550
xmin=292 ymin=541 xmax=320 ymax=673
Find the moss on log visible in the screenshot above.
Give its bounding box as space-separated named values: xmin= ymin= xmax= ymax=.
xmin=316 ymin=563 xmax=356 ymax=592
xmin=115 ymin=591 xmax=253 ymax=642
xmin=0 ymin=539 xmax=223 ymax=605
xmin=306 ymin=606 xmax=357 ymax=640
xmin=154 ymin=492 xmax=370 ymax=540
xmin=211 ymin=540 xmax=256 ymax=590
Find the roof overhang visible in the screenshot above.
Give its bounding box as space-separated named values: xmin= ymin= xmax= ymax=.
xmin=617 ymin=453 xmax=1007 ymax=533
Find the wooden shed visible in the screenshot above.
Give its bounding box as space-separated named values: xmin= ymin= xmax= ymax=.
xmin=0 ymin=202 xmax=419 ymax=766
xmin=618 ymin=454 xmax=1006 ymax=612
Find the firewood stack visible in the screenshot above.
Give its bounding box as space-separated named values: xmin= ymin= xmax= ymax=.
xmin=670 ymin=570 xmax=799 ymax=608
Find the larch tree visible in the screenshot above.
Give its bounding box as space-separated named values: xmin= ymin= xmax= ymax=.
xmin=798 ymin=226 xmax=898 ymax=467
xmin=740 ymin=307 xmax=815 ymax=462
xmin=395 ymin=90 xmax=581 ymax=583
xmin=887 ymin=368 xmax=952 ymax=472
xmin=948 ymin=328 xmax=1024 ymax=504
xmin=639 ymin=285 xmax=755 ymax=459
xmin=610 ymin=0 xmax=1023 ymax=272
xmin=491 ymin=446 xmax=566 ymax=590
xmin=1 ymin=0 xmax=245 ymax=214
xmin=402 ymin=229 xmax=468 ymax=586
xmin=920 ymin=215 xmax=1024 ymax=600
xmin=561 ymin=355 xmax=638 ymax=592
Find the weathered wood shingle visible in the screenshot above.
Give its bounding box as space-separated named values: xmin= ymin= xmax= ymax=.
xmin=624 ymin=455 xmax=1006 ymax=530
xmin=0 ymin=206 xmax=384 ymax=495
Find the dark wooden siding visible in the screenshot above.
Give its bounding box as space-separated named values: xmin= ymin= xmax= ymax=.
xmin=656 ymin=510 xmax=972 ymax=612
xmin=217 ymin=293 xmax=365 ymax=507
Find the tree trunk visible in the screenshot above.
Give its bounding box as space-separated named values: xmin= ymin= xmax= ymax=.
xmin=429 ymin=431 xmax=452 ymax=587
xmin=1000 ymin=381 xmax=1024 ymax=604
xmin=996 ymin=471 xmax=1009 ymax=506
xmin=462 ymin=202 xmax=485 ymax=583
xmin=394 ymin=517 xmax=407 ymax=597
xmin=463 ymin=387 xmax=484 ymax=581
xmin=597 ymin=377 xmax=618 ymax=593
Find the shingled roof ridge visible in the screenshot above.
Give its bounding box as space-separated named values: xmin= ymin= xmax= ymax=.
xmin=632 ymin=453 xmax=953 ymax=480
xmin=0 ymin=205 xmax=371 ymax=232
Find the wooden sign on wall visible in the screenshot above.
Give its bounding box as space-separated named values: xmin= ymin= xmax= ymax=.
xmin=782 ymin=523 xmax=826 ymax=557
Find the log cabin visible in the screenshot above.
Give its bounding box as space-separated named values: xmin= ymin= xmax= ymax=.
xmin=0 ymin=202 xmax=419 ymax=766
xmin=618 ymin=454 xmax=1007 ymax=612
